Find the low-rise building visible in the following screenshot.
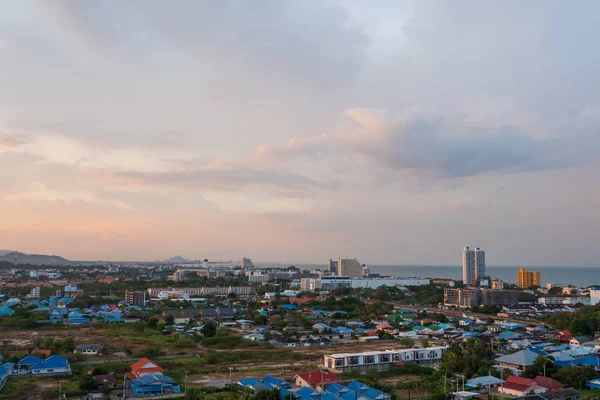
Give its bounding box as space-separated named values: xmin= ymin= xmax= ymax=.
xmin=323 ymin=346 xmax=447 ymax=372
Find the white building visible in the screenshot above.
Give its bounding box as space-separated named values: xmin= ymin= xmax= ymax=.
xmin=30 ymin=287 xmax=40 ymax=299
xmin=246 ymin=270 xmax=270 ymax=283
xmin=323 ymin=346 xmax=447 ymax=372
xmin=462 ymin=247 xmax=475 ymax=284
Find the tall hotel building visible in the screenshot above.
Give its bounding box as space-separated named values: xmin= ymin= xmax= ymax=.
xmin=462 ymin=246 xmax=486 ymax=285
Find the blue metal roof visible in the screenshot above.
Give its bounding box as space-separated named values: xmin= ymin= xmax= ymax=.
xmin=32 ymin=355 xmax=70 ymax=370
xmin=17 ymin=355 xmax=42 ymax=366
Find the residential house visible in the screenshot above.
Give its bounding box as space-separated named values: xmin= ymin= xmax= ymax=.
xmin=129 ymin=374 xmax=180 ymax=396
xmin=31 ymin=349 xmax=52 ymax=357
xmin=95 ymin=373 xmax=117 ymax=388
xmin=15 ymin=355 xmax=42 ymax=374
xmin=520 ymin=388 xmax=581 ymax=400
xmin=552 ymin=330 xmax=573 ymax=342
xmin=569 ymin=336 xmax=591 ymax=346
xmin=74 ymin=344 xmax=104 ymax=355
xmin=30 ymin=355 xmax=71 ymax=375
xmin=495 ymin=348 xmax=540 ymax=374
xmin=294 ymin=371 xmax=341 ymax=388
xmin=497 ymin=376 xmax=547 ymax=397
xmin=128 ymin=358 xmax=164 ymax=379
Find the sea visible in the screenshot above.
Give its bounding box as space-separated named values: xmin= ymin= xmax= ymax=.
xmin=283 ymin=264 xmax=600 ymax=288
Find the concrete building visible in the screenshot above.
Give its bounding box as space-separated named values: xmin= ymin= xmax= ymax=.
xmin=480 ymin=289 xmax=520 ymax=306
xmin=590 ymin=287 xmax=600 ymax=306
xmin=517 ymin=268 xmax=541 ymax=288
xmin=147 ymin=286 xmax=254 ymax=299
xmin=444 ymin=288 xmax=480 ymax=308
xmin=30 ymin=286 xmax=40 ymax=300
xmin=491 ymin=278 xmax=504 ymax=290
xmin=56 ymin=285 xmax=83 ymax=298
xmin=445 ymin=288 xmax=518 ymax=307
xmin=328 ymin=259 xmax=338 ymax=275
xmin=241 ymin=257 xmax=255 ymax=269
xmin=462 ymin=247 xmax=475 ymax=284
xmin=247 ymin=270 xmax=270 ymax=283
xmin=337 ymin=258 xmax=364 ymax=278
xmin=474 ymin=247 xmax=485 ymax=280
xmin=301 ymin=277 xmax=430 ymax=291
xmin=126 ymin=290 xmax=146 ymax=306
xmin=323 ymin=346 xmax=447 ymax=372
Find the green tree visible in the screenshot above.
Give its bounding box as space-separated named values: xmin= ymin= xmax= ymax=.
xmin=522 ymin=355 xmax=557 ymax=379
xmin=80 ymin=375 xmax=99 ymax=391
xmin=201 ymin=322 xmax=218 ymax=338
xmin=552 ymin=366 xmax=595 ymax=389
xmin=165 ymin=315 xmax=175 ymax=325
xmin=398 ymin=337 xmax=415 ymax=347
xmin=420 ymin=338 xmax=430 ymax=348
xmin=147 ymin=317 xmax=159 ymax=329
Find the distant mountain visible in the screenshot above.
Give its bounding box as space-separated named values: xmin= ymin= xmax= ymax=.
xmin=164 ymin=255 xmax=190 ymax=263
xmin=0 ymin=250 xmax=13 ymax=256
xmin=0 ymin=251 xmax=70 ymax=265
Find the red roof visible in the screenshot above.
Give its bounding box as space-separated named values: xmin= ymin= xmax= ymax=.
xmin=535 ymin=376 xmax=564 ymax=390
xmin=501 ymin=382 xmax=533 ymax=393
xmin=558 ymin=329 xmax=573 ymax=340
xmin=131 ymin=358 xmax=163 ymax=376
xmin=296 ymin=371 xmax=341 ymax=385
xmin=507 ymin=376 xmax=535 ymax=386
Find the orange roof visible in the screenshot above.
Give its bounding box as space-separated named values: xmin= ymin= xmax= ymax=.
xmin=131 ymin=358 xmax=164 ymax=376
xmin=31 ymin=349 xmax=51 ymax=357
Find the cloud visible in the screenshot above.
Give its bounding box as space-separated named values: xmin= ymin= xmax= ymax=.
xmin=5 ymin=183 xmax=133 ymax=210
xmin=0 ymin=134 xmax=25 ymax=148
xmin=255 ymin=107 xmax=597 ymax=178
xmin=254 ymin=135 xmax=330 ymax=162
xmin=115 ymin=162 xmax=339 ymax=193
xmin=32 ymin=0 xmax=368 ymax=87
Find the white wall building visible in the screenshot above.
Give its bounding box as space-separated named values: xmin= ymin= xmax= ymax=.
xmin=323 ymin=346 xmax=447 ymax=372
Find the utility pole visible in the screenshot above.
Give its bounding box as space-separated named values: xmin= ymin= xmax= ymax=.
xmin=58 ymin=380 xmax=62 ymax=400
xmin=185 ymin=370 xmax=188 ymax=395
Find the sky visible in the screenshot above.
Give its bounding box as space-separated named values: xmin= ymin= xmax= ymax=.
xmin=0 ymin=0 xmax=599 ymax=265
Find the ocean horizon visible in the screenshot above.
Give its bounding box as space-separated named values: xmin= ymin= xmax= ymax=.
xmin=258 ymin=263 xmax=600 ymax=288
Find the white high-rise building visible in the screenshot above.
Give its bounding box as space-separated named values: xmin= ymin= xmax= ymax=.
xmin=462 ymin=247 xmax=475 ymax=285
xmin=474 ymin=247 xmax=486 ymax=280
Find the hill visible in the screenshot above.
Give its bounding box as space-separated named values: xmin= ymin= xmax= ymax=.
xmin=164 ymin=255 xmax=190 ymax=263
xmin=0 ymin=251 xmax=70 ymax=265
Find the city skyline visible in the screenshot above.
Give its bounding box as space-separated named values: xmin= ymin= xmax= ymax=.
xmin=1 ymin=1 xmax=600 ymax=265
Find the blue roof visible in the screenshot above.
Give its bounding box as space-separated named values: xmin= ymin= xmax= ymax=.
xmin=132 ymin=374 xmax=177 ymax=386
xmin=32 ymin=355 xmax=70 ymax=370
xmin=296 ymin=387 xmax=319 ymax=397
xmin=17 ymin=355 xmax=42 ymax=366
xmin=555 ymin=355 xmax=600 ymax=368
xmin=346 ymin=381 xmax=368 ymax=392
xmin=281 ymin=304 xmax=297 ymax=309
xmin=263 ymin=376 xmax=291 ymax=389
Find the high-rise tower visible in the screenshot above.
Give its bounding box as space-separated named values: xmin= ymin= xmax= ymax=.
xmin=474 ymin=247 xmax=485 ymax=280
xmin=462 ymin=247 xmax=475 ymax=284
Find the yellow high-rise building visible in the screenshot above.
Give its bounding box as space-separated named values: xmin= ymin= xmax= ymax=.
xmin=517 ymin=268 xmax=541 ymax=288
